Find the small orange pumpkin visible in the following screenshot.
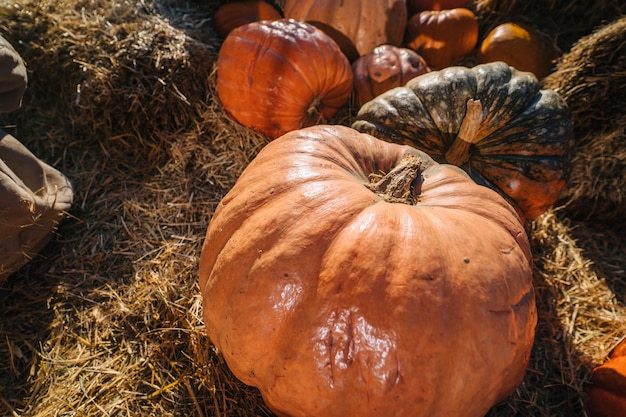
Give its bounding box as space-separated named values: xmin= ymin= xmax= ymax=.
xmin=213 ymin=1 xmax=282 ymax=38
xmin=405 ymin=8 xmax=478 ymax=69
xmin=586 ymin=337 xmax=626 ymax=417
xmin=216 ymin=19 xmax=353 ymax=139
xmin=476 ymin=22 xmax=558 ymax=78
xmin=352 ymin=44 xmax=430 ymax=106
xmin=408 ymin=0 xmax=473 ymax=14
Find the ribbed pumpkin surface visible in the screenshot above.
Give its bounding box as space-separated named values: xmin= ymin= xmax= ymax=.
xmin=200 ymin=125 xmax=537 ymax=417
xmin=217 ymin=19 xmax=353 ymax=139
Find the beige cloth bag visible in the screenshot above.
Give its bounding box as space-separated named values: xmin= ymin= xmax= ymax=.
xmin=0 ymin=33 xmax=74 ymax=282
xmin=0 ymin=34 xmax=27 ymax=113
xmin=0 ymin=132 xmax=74 ymax=281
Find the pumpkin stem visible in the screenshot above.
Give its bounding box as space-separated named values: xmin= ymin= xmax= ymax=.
xmin=365 ymin=154 xmax=422 ymax=204
xmin=445 ymin=99 xmax=484 ymax=166
xmin=303 ymin=97 xmax=324 ymax=127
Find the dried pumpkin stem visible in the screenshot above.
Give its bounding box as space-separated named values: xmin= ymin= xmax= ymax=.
xmin=365 ymin=154 xmax=421 ymax=204
xmin=445 ymin=99 xmax=484 ymax=166
xmin=304 ymin=97 xmax=323 ymax=126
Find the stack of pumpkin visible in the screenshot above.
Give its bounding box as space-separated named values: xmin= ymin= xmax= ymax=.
xmin=213 ymin=0 xmax=561 ymax=137
xmin=200 ymin=1 xmax=578 ymax=417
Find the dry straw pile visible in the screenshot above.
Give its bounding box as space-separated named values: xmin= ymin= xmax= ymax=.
xmin=0 ymin=0 xmax=624 ymax=416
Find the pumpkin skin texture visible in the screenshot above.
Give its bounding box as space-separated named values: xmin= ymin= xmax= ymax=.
xmin=213 ymin=1 xmax=282 ymax=38
xmin=352 ymin=44 xmax=431 ymax=106
xmin=282 ymin=0 xmax=408 ymax=62
xmin=216 ymin=19 xmax=353 ymax=139
xmin=477 ymin=22 xmax=558 ymax=79
xmin=352 ymin=61 xmax=573 ymax=221
xmin=199 ymin=125 xmax=537 ymax=417
xmin=586 ymin=338 xmax=626 ymax=417
xmin=405 ymin=8 xmax=479 ymax=69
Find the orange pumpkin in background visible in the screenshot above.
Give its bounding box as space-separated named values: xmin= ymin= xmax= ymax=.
xmin=405 ymin=8 xmax=479 ymax=69
xmin=352 ymin=44 xmax=430 ymax=106
xmin=408 ymin=0 xmax=473 ymax=14
xmin=216 ymin=19 xmax=353 ymax=139
xmin=213 ymin=1 xmax=282 ymax=38
xmin=282 ymin=0 xmax=407 ymax=61
xmin=477 ymin=22 xmax=558 ymax=78
xmin=586 ymin=337 xmax=626 ymax=417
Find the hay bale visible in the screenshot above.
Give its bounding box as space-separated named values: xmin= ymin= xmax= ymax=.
xmin=542 ymin=16 xmax=626 ymax=220
xmin=559 ymin=128 xmax=626 ymax=220
xmin=1 ymin=0 xmax=219 ymax=161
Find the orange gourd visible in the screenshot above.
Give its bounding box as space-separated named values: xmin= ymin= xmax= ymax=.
xmin=282 ymin=0 xmax=408 ymax=61
xmin=586 ymin=337 xmax=626 ymax=417
xmin=200 ymin=124 xmax=537 ymax=417
xmin=352 ymin=44 xmax=430 ymax=106
xmin=477 ymin=22 xmax=558 ymax=78
xmin=405 ymin=8 xmax=479 ymax=69
xmin=216 ymin=19 xmax=353 ymax=139
xmin=213 ymin=1 xmax=282 ymax=38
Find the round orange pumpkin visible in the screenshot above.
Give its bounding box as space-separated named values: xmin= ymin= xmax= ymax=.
xmin=282 ymin=0 xmax=408 ymax=61
xmin=586 ymin=337 xmax=626 ymax=417
xmin=213 ymin=1 xmax=282 ymax=38
xmin=476 ymin=22 xmax=558 ymax=78
xmin=352 ymin=61 xmax=573 ymax=221
xmin=216 ymin=19 xmax=353 ymax=139
xmin=199 ymin=124 xmax=537 ymax=417
xmin=405 ymin=8 xmax=478 ymax=69
xmin=352 ymin=44 xmax=430 ymax=106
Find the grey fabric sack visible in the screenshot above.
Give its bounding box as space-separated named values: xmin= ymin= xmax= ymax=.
xmin=0 ymin=131 xmax=74 ymax=282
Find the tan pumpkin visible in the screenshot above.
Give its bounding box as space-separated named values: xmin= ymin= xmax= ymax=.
xmin=352 ymin=44 xmax=430 ymax=106
xmin=586 ymin=337 xmax=626 ymax=417
xmin=477 ymin=22 xmax=558 ymax=78
xmin=405 ymin=8 xmax=478 ymax=69
xmin=352 ymin=62 xmax=573 ymax=221
xmin=216 ymin=19 xmax=353 ymax=139
xmin=200 ymin=124 xmax=537 ymax=417
xmin=213 ymin=1 xmax=282 ymax=38
xmin=282 ymin=0 xmax=408 ymax=61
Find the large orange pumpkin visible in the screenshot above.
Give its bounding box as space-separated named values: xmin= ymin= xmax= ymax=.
xmin=199 ymin=124 xmax=537 ymax=417
xmin=405 ymin=8 xmax=478 ymax=69
xmin=352 ymin=62 xmax=573 ymax=221
xmin=216 ymin=19 xmax=353 ymax=139
xmin=586 ymin=337 xmax=626 ymax=417
xmin=352 ymin=44 xmax=430 ymax=106
xmin=282 ymin=0 xmax=408 ymax=61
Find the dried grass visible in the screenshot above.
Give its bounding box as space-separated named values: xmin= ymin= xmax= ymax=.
xmin=0 ymin=0 xmax=624 ymax=416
